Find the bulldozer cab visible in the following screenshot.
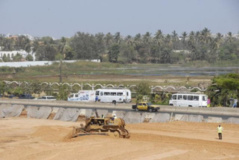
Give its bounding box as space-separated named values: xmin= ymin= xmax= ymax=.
xmin=86 ymin=117 xmax=105 ymax=126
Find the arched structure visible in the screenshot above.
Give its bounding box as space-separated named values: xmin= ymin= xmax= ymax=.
xmin=2 ymin=81 xmax=208 ymax=94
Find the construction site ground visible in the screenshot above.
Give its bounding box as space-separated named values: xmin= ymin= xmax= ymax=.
xmin=0 ymin=117 xmax=239 ymax=160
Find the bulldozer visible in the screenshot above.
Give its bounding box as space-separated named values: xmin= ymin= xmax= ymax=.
xmin=71 ymin=112 xmax=130 ymax=138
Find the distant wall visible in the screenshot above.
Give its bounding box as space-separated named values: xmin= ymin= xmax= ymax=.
xmin=0 ymin=59 xmax=100 ymax=67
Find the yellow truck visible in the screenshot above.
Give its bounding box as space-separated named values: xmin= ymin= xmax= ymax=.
xmin=132 ymin=102 xmax=160 ymax=112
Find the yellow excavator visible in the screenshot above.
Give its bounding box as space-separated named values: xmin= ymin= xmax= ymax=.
xmin=71 ymin=111 xmax=130 ymax=138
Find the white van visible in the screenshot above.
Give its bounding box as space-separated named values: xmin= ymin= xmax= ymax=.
xmin=68 ymin=90 xmax=96 ymax=102
xmin=95 ymin=88 xmax=131 ymax=103
xmin=169 ymin=93 xmax=208 ymax=107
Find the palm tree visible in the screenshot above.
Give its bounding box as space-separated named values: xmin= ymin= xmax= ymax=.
xmin=201 ymin=28 xmax=211 ymax=44
xmin=142 ymin=32 xmax=152 ymax=62
xmin=134 ymin=33 xmax=142 ymax=49
xmin=114 ymin=32 xmax=121 ymax=44
xmin=171 ymin=30 xmax=179 ymax=49
xmin=227 ymin=32 xmax=233 ymax=43
xmin=154 ymin=30 xmax=164 ymax=46
xmin=182 ymin=32 xmax=187 ymax=49
xmin=213 ymin=33 xmax=223 ymax=49
xmin=104 ymin=32 xmax=113 ymax=48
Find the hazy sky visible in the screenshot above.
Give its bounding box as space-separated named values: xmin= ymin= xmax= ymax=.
xmin=0 ymin=0 xmax=239 ymax=38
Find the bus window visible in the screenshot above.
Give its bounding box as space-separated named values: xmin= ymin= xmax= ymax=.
xmin=96 ymin=91 xmax=99 ymax=96
xmin=117 ymin=92 xmax=123 ymax=96
xmin=104 ymin=92 xmax=110 ymax=96
xmin=202 ymin=96 xmax=207 ymax=101
xmin=188 ymin=95 xmax=193 ymax=101
xmin=75 ymin=94 xmax=78 ymax=98
xmin=127 ymin=92 xmax=129 ymax=96
xmin=100 ymin=92 xmax=103 ymax=96
xmin=111 ymin=92 xmax=116 ymax=96
xmin=178 ymin=95 xmax=182 ymax=100
xmin=183 ymin=95 xmax=187 ymax=100
xmin=172 ymin=95 xmax=177 ymax=100
xmin=193 ymin=96 xmax=199 ymax=101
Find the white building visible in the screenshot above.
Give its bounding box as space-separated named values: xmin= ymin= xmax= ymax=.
xmin=0 ymin=50 xmax=29 ymax=60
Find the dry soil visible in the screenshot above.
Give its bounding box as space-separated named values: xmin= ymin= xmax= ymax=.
xmin=0 ymin=117 xmax=239 ymax=160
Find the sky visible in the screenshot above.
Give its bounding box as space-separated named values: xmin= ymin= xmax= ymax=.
xmin=0 ymin=0 xmax=239 ymax=39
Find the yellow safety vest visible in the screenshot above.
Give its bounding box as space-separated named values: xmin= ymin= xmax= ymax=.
xmin=217 ymin=126 xmax=223 ymax=133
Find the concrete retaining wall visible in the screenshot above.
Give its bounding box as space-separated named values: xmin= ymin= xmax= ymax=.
xmin=174 ymin=114 xmax=204 ymax=122
xmin=0 ymin=104 xmax=24 ymax=118
xmin=1 ymin=104 xmax=239 ymax=124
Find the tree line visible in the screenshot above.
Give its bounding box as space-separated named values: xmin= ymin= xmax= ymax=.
xmin=0 ymin=28 xmax=239 ymax=63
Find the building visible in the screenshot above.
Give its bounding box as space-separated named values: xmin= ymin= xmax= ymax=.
xmin=0 ymin=50 xmax=29 ymax=60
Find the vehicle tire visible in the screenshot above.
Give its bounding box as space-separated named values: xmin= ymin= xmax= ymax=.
xmin=149 ymin=108 xmax=153 ymax=112
xmin=112 ymin=100 xmax=116 ymax=105
xmin=114 ymin=130 xmax=120 ymax=138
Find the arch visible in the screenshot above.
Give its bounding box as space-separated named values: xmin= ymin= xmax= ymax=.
xmin=71 ymin=83 xmax=82 ymax=88
xmin=105 ymin=84 xmax=114 ymax=88
xmin=190 ymin=87 xmax=203 ymax=92
xmin=152 ymin=86 xmax=163 ymax=90
xmin=83 ymin=83 xmax=93 ymax=90
xmin=94 ymin=84 xmax=104 ymax=89
xmin=128 ymin=85 xmax=136 ymax=89
xmin=151 ymin=86 xmax=164 ymax=93
xmin=164 ymin=86 xmax=176 ymax=92
xmin=40 ymin=82 xmax=49 ymax=86
xmin=118 ymin=84 xmax=125 ymax=88
xmin=62 ymin=83 xmax=72 ymax=87
xmin=50 ymin=82 xmax=60 ymax=88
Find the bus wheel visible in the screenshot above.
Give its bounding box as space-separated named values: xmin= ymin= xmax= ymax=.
xmin=112 ymin=100 xmax=116 ymax=105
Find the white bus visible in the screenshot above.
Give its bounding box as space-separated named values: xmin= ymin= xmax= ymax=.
xmin=95 ymin=88 xmax=131 ymax=103
xmin=169 ymin=93 xmax=208 ymax=107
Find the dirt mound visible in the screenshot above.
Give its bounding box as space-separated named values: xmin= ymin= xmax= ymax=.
xmin=32 ymin=126 xmax=74 ymax=142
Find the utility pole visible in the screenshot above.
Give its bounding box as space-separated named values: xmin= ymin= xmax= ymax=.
xmin=59 ymin=37 xmax=66 ymax=83
xmin=59 ymin=58 xmax=62 ymax=83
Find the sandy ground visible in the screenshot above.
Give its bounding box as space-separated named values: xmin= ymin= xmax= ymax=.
xmin=0 ymin=118 xmax=239 ymax=160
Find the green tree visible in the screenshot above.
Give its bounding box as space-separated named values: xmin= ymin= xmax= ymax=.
xmin=26 ymin=54 xmax=33 ymax=61
xmin=12 ymin=53 xmax=23 ymax=61
xmin=2 ymin=54 xmax=11 ymax=62
xmin=207 ymin=73 xmax=239 ymax=107
xmin=57 ymin=85 xmax=69 ymax=100
xmin=35 ymin=44 xmax=57 ymax=61
xmin=0 ymin=81 xmax=6 ymax=95
xmin=108 ymin=44 xmax=120 ymax=63
xmin=135 ymin=82 xmax=151 ymax=102
xmin=70 ymin=32 xmax=98 ymax=59
xmin=15 ymin=35 xmax=31 ymax=52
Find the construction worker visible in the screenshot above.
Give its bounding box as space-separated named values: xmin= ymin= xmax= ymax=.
xmin=109 ymin=113 xmax=117 ymax=124
xmin=217 ymin=124 xmax=223 ymax=140
xmin=111 ymin=113 xmax=117 ymax=120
